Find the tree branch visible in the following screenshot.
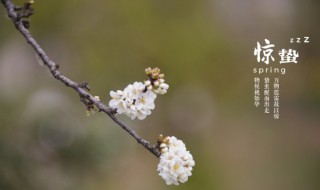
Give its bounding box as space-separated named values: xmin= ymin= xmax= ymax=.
xmin=1 ymin=0 xmax=160 ymax=158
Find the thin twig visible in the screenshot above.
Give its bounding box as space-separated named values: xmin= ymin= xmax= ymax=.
xmin=0 ymin=0 xmax=160 ymax=158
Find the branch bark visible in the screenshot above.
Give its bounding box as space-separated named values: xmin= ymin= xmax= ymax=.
xmin=1 ymin=0 xmax=160 ymax=158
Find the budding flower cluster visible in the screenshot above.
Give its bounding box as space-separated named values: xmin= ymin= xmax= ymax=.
xmin=157 ymin=135 xmax=195 ymax=185
xmin=109 ymin=68 xmax=169 ymax=120
xmin=144 ymin=67 xmax=169 ymax=95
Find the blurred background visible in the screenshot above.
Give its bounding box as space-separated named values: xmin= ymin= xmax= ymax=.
xmin=0 ymin=0 xmax=320 ymax=189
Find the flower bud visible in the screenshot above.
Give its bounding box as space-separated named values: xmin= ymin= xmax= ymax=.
xmin=154 ymin=81 xmax=160 ymax=86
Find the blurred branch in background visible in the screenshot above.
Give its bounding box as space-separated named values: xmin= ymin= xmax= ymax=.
xmin=0 ymin=0 xmax=160 ymax=158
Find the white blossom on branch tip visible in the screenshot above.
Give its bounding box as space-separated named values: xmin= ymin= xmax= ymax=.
xmin=157 ymin=136 xmax=195 ymax=185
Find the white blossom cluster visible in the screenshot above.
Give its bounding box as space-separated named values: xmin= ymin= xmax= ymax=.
xmin=109 ymin=82 xmax=157 ymax=120
xmin=109 ymin=67 xmax=169 ymax=120
xmin=157 ymin=136 xmax=195 ymax=185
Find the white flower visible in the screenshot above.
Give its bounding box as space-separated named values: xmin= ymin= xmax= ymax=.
xmin=124 ymin=82 xmax=145 ymax=99
xmin=157 ymin=136 xmax=195 ymax=185
xmin=109 ymin=82 xmax=157 ymax=120
xmin=135 ymin=90 xmax=157 ymax=120
xmin=109 ymin=90 xmax=128 ymax=115
xmin=157 ymin=83 xmax=169 ymax=94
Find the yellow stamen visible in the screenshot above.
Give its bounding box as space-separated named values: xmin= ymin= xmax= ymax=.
xmin=174 ymin=164 xmax=179 ymax=172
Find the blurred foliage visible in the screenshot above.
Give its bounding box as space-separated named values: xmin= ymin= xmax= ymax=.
xmin=0 ymin=0 xmax=320 ymax=189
